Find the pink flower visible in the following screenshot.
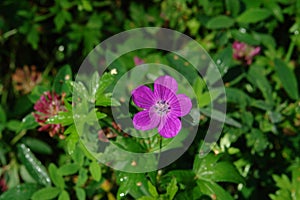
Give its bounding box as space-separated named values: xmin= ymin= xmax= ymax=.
xmin=133 ymin=56 xmax=145 ymax=66
xmin=33 ymin=91 xmax=66 ymax=139
xmin=232 ymin=41 xmax=261 ymax=65
xmin=12 ymin=65 xmax=42 ymax=94
xmin=132 ymin=75 xmax=192 ymax=138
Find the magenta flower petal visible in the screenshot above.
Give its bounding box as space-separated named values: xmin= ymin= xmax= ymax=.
xmin=176 ymin=94 xmax=192 ymax=116
xmin=158 ymin=116 xmax=182 ymax=138
xmin=33 ymin=91 xmax=66 ymax=138
xmin=132 ymin=85 xmax=156 ymax=109
xmin=134 ymin=56 xmax=145 ymax=65
xmin=133 ymin=110 xmax=160 ymax=131
xmin=232 ymin=41 xmax=261 ymax=65
xmin=154 ymin=75 xmax=178 ymax=93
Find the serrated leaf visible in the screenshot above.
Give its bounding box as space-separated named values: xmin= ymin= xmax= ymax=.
xmin=31 ymin=187 xmax=61 ymax=200
xmin=206 ymin=15 xmax=235 ymax=29
xmin=274 ymin=59 xmax=299 ymax=100
xmin=246 ymin=129 xmax=269 ymax=154
xmin=147 ymin=181 xmax=158 ymax=198
xmin=166 ymin=178 xmax=178 ymax=200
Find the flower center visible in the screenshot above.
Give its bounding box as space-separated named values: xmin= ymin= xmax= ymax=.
xmin=154 ymin=100 xmax=170 ymax=115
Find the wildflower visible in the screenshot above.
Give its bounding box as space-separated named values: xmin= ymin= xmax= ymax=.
xmin=12 ymin=65 xmax=42 ymax=94
xmin=232 ymin=41 xmax=261 ymax=65
xmin=33 ymin=91 xmax=66 ymax=139
xmin=133 ymin=56 xmax=145 ymax=66
xmin=132 ymin=75 xmax=192 ymax=138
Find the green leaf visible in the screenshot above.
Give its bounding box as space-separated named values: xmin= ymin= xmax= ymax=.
xmin=246 ymin=129 xmax=269 ymax=154
xmin=273 ymin=174 xmax=292 ymax=190
xmin=231 ymin=30 xmax=259 ymax=45
xmin=17 ymin=144 xmax=51 ymax=186
xmin=47 ymin=111 xmax=73 ymax=126
xmin=19 ymin=165 xmax=36 ymax=183
xmin=54 ymin=11 xmax=72 ymax=31
xmin=59 ymin=163 xmax=80 ymax=176
xmin=31 ymin=187 xmax=61 ymax=200
xmin=89 ymin=161 xmax=101 ymax=181
xmin=58 ymin=190 xmax=70 ymax=200
xmin=21 ymin=113 xmax=39 ymax=130
xmin=265 ymin=2 xmax=284 ymax=22
xmin=22 ymin=137 xmax=53 ymax=155
xmin=225 ymin=0 xmax=240 ymax=16
xmin=207 ymin=162 xmax=244 ymax=183
xmin=76 ymin=168 xmax=88 ymax=187
xmin=75 ymin=187 xmax=86 ymax=200
xmin=71 ymin=145 xmax=85 ymax=166
xmin=0 ymin=105 xmax=6 ymax=124
xmin=116 ymin=172 xmax=151 ymax=199
xmin=0 ymin=183 xmax=40 ymax=200
xmin=166 ymin=178 xmax=178 ymax=200
xmin=53 ymin=65 xmax=72 ymax=95
xmin=247 ymin=65 xmax=274 ymax=107
xmin=6 ymin=120 xmax=21 ymax=132
xmin=66 ymin=131 xmax=79 ymax=154
xmin=194 ymin=153 xmax=244 ymax=184
xmin=226 ymin=88 xmax=251 ymax=108
xmin=197 ymin=180 xmax=234 ymax=200
xmin=237 ymin=8 xmax=272 ymax=23
xmin=27 ymin=25 xmax=39 ymax=50
xmin=96 ymin=93 xmax=120 ymax=106
xmin=274 ymin=59 xmax=299 ymax=100
xmin=48 ymin=163 xmax=65 ymax=189
xmin=147 ymin=181 xmax=158 ymax=198
xmin=206 ymin=15 xmax=235 ymax=29
xmin=164 ymin=170 xmax=196 ymax=187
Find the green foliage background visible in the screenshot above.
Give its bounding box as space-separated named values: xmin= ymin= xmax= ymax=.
xmin=0 ymin=0 xmax=300 ymax=199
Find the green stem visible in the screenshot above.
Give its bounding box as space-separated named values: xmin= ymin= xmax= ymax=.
xmin=10 ymin=130 xmax=27 ymax=145
xmin=285 ymin=38 xmax=296 ymax=63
